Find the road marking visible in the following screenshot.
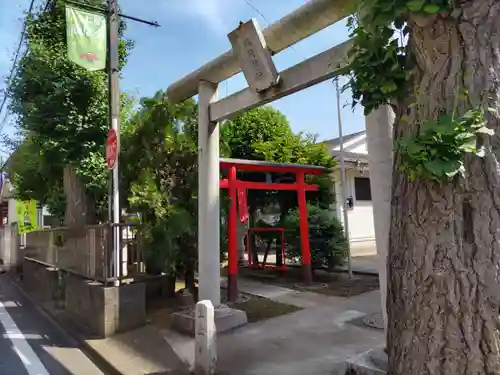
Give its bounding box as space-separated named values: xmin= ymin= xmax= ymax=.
xmin=0 ymin=300 xmax=50 ymax=375
xmin=4 ymin=333 xmax=43 ymax=340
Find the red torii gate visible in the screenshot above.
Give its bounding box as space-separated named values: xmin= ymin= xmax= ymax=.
xmin=219 ymin=158 xmax=326 ymax=301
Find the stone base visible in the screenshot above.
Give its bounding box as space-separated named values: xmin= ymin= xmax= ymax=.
xmin=172 ymin=306 xmax=248 ymax=336
xmin=345 ymin=347 xmax=387 ymax=375
xmin=65 ymin=273 xmax=146 ymax=338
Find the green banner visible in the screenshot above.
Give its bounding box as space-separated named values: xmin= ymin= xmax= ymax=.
xmin=65 ymin=5 xmax=107 ymax=71
xmin=15 ymin=200 xmax=39 ymax=234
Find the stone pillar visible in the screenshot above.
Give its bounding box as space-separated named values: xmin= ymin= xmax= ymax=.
xmin=198 ymin=81 xmax=221 ymax=306
xmin=237 ymin=220 xmax=247 ymax=265
xmin=194 ymin=300 xmax=217 ymax=375
xmin=364 ymin=105 xmax=394 ymax=334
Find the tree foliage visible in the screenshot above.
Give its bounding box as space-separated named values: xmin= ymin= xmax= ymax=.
xmin=283 ymin=205 xmax=348 ymax=271
xmin=222 ymin=106 xmax=336 ymax=216
xmin=7 ymin=0 xmax=133 ymax=221
xmin=342 ymin=0 xmax=493 ymax=182
xmin=5 ymin=138 xmax=66 ymax=219
xmin=120 ymin=91 xmax=199 ymax=285
xmin=121 ymin=101 xmax=336 ymax=283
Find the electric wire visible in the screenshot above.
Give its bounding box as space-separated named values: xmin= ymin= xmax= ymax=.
xmin=241 ymin=0 xmax=306 ymax=61
xmin=243 ymin=0 xmax=271 ymax=25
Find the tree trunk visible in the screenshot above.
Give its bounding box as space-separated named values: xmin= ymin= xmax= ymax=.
xmin=388 ymin=3 xmax=500 ymax=374
xmin=63 ymin=166 xmax=96 ymax=226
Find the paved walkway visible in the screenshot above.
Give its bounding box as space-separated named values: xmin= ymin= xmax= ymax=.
xmin=0 ymin=275 xmax=105 ymax=375
xmin=250 ymin=252 xmax=380 ymax=276
xmin=40 ymin=276 xmax=384 ymax=375
xmin=165 ymin=278 xmax=384 ymax=375
xmin=349 ymin=255 xmax=380 ymax=275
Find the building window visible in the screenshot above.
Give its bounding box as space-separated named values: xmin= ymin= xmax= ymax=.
xmin=354 ymin=177 xmax=372 ymax=201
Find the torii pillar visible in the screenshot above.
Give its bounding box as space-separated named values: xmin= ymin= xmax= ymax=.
xmin=364 ymin=104 xmax=395 ymax=337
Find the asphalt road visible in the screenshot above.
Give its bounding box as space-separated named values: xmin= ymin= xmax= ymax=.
xmin=0 ymin=274 xmax=106 ymax=375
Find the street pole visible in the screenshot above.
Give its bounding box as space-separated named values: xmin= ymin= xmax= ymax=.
xmin=335 ymin=77 xmax=352 ymax=279
xmin=107 ymin=0 xmax=121 ymax=283
xmin=64 ymin=0 xmax=159 ymax=282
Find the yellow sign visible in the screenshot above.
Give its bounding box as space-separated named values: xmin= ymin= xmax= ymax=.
xmin=15 ymin=200 xmax=39 ymax=234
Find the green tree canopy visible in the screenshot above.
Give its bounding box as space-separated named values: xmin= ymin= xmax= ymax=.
xmin=120 ymin=91 xmax=199 ymax=288
xmin=7 ymin=1 xmax=133 ymax=224
xmin=222 ymin=106 xmax=336 ymax=216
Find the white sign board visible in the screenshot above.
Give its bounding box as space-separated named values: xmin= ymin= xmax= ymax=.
xmin=228 ymin=18 xmax=279 ymax=93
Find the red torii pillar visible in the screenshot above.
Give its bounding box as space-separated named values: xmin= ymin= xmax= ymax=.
xmin=227 ymin=165 xmax=239 ymax=301
xmin=296 ymin=171 xmax=312 ymax=281
xmin=220 ymin=158 xmax=325 ymax=301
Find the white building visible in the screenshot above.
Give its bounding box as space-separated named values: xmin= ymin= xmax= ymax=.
xmin=325 ymin=130 xmax=377 ymax=256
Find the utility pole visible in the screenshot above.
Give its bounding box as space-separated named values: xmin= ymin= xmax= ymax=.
xmin=335 ymin=77 xmax=352 ymax=279
xmin=102 ymin=0 xmax=159 ymax=282
xmin=63 ymin=0 xmax=159 ymax=282
xmin=107 ymin=0 xmax=121 ymax=283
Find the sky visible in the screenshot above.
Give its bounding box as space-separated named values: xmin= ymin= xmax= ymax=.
xmin=0 ymin=0 xmax=366 ymax=157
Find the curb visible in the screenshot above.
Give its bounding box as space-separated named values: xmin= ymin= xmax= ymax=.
xmin=7 ymin=275 xmax=123 ymax=375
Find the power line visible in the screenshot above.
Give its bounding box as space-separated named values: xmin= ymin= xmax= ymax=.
xmin=243 ymin=0 xmax=271 ymax=25
xmin=241 ymin=0 xmax=306 ymax=61
xmin=0 ymin=0 xmax=37 ymax=133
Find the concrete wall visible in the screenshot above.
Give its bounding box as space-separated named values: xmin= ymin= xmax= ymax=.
xmin=333 ymin=168 xmax=376 ymax=254
xmin=330 ymin=131 xmax=376 ymax=254
xmin=22 ymin=258 xmax=59 ymax=303
xmin=22 ymin=258 xmax=146 ymax=338
xmin=0 ymin=224 xmax=21 ymax=268
xmin=65 ymin=273 xmax=146 ymax=338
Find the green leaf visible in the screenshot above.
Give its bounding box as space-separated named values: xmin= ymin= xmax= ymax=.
xmin=475 ymin=126 xmax=494 ymax=135
xmin=406 ymin=0 xmax=426 ymax=11
xmin=424 ymin=158 xmax=462 ymax=179
xmin=442 ymin=160 xmax=463 ymax=178
xmin=380 ymin=81 xmax=398 ymax=94
xmin=458 ymin=137 xmax=477 ymax=152
xmin=424 ymin=159 xmax=446 ymax=177
xmin=423 ymin=4 xmax=441 ymax=14
xmin=406 ymin=142 xmax=425 ymax=156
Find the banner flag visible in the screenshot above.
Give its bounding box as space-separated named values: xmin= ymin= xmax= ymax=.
xmin=238 ymin=188 xmax=249 ymax=223
xmin=15 ymin=200 xmax=39 ymax=234
xmin=65 ymin=5 xmax=107 ymax=71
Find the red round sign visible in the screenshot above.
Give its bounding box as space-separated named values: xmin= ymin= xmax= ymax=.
xmin=106 ymin=129 xmax=118 ymax=169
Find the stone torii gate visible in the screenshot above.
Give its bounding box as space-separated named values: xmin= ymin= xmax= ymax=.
xmin=167 ymin=0 xmax=393 ymax=337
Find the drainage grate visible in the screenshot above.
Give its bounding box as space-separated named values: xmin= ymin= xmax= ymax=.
xmin=362 ymin=312 xmax=384 ymax=329
xmin=293 ymin=282 xmax=328 ymax=290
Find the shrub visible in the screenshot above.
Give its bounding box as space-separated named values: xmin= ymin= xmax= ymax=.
xmin=282 ymin=205 xmax=348 ymax=271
